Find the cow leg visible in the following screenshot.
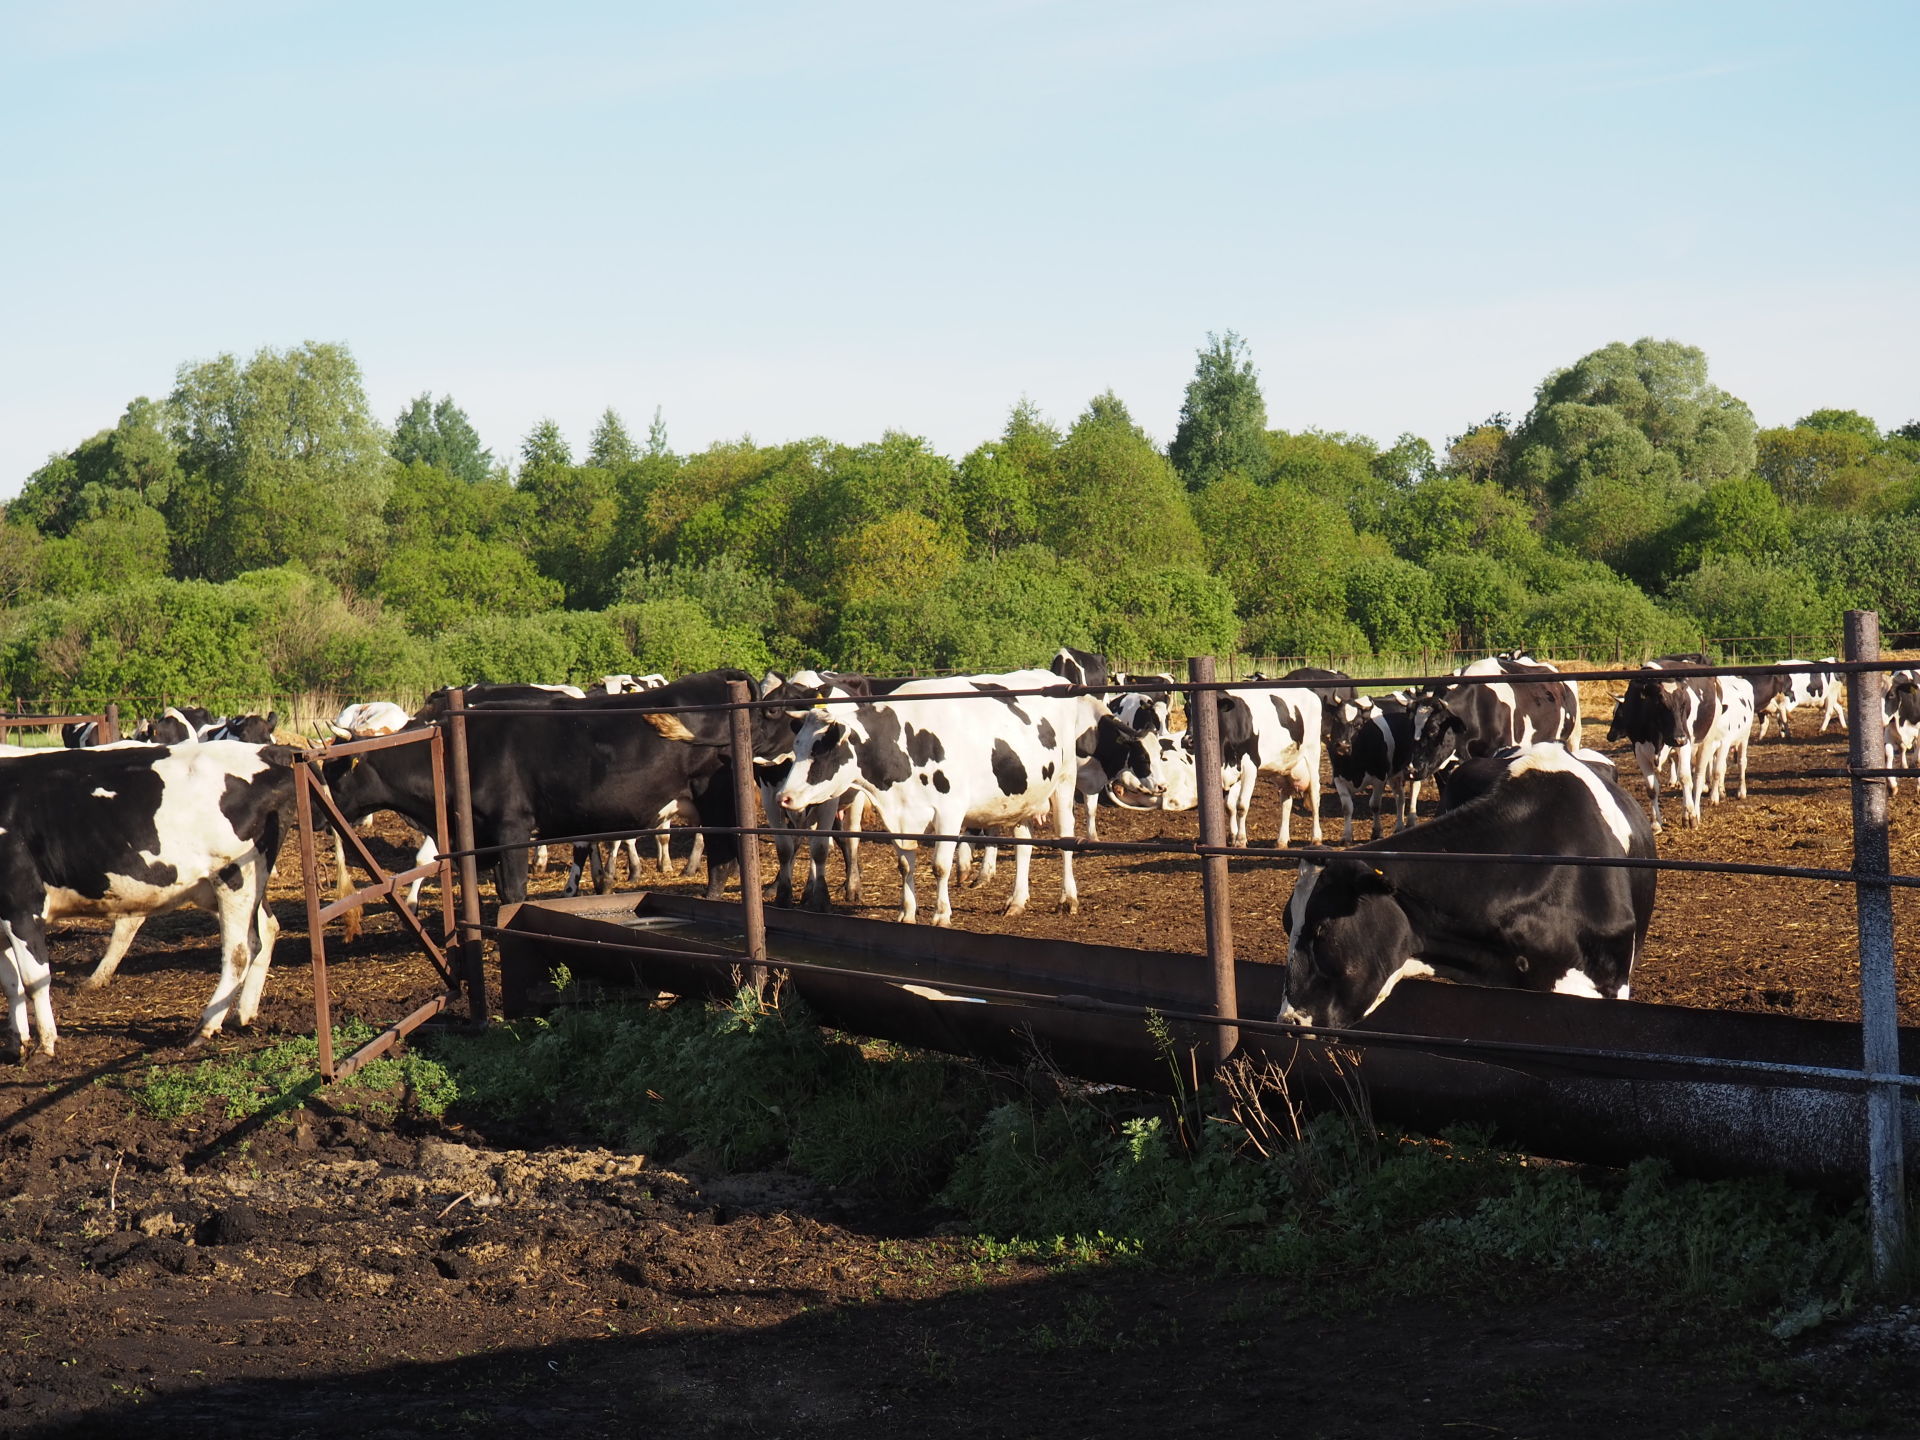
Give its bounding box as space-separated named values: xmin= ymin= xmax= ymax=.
xmin=1307 ymin=757 xmax=1324 ymax=844
xmin=1082 ymin=792 xmax=1099 ymax=842
xmin=1368 ymin=778 xmax=1385 ymax=841
xmin=1674 ymin=744 xmax=1700 ymax=828
xmin=0 ymin=914 xmax=56 ymax=1059
xmin=405 ymin=833 xmax=437 ymax=908
xmin=563 ymin=844 xmax=589 ymax=897
xmin=840 ymin=793 xmax=866 ymax=904
xmin=1634 ymin=742 xmax=1664 ymax=831
xmin=1002 ymin=825 xmax=1032 ymax=919
xmin=83 ymin=914 xmax=147 ymax=989
xmin=1277 ymin=790 xmax=1294 ymax=849
xmin=895 ymin=841 xmax=918 ymax=925
xmin=235 ymin=857 xmax=281 ymax=1028
xmin=683 ymin=828 xmax=706 ymax=878
xmin=535 ymin=843 xmax=550 ymax=873
xmin=1054 ymin=785 xmax=1079 ymax=915
xmin=803 ymin=823 xmax=834 ymax=911
xmin=1333 ymin=777 xmax=1355 ymax=845
xmin=334 ymin=821 xmax=363 ymax=945
xmin=192 ymin=869 xmax=265 ymax=1043
xmin=932 ymin=838 xmax=961 ymax=927
xmin=771 ymin=822 xmax=800 ymax=906
xmin=593 ymin=841 xmax=616 ymax=895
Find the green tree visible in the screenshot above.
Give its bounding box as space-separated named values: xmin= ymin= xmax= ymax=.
xmin=1373 ymin=432 xmax=1437 ymax=490
xmin=1267 ymin=429 xmax=1389 ymax=529
xmin=165 ymin=342 xmax=394 ymax=583
xmin=518 ymin=461 xmax=622 ymax=606
xmin=376 ymin=537 xmax=564 ymax=633
xmin=1091 ymin=565 xmax=1240 ymax=667
xmin=1169 ymin=331 xmax=1269 ymax=490
xmin=589 ymin=408 xmax=638 ymax=468
xmin=1662 ymin=475 xmax=1792 ymax=576
xmin=1667 ymin=557 xmax=1841 ymax=642
xmin=1039 ymin=393 xmax=1201 ymax=573
xmin=1194 ymin=475 xmax=1367 ymax=645
xmin=1443 ymin=414 xmax=1511 ymax=485
xmin=1343 ymin=557 xmax=1446 ymax=653
xmin=1427 ymin=553 xmax=1529 ymax=649
xmin=1512 ymin=580 xmax=1697 ymax=658
xmin=1795 ymin=408 xmax=1880 ymax=441
xmin=519 ymin=418 xmax=573 ymax=474
xmin=40 ymin=501 xmax=171 ymax=597
xmin=1380 ymin=475 xmax=1538 ymax=566
xmin=14 ymin=398 xmax=182 ymax=538
xmin=391 ymin=393 xmax=493 ymax=484
xmin=1755 ymin=425 xmax=1907 ymax=511
xmin=1506 ymin=339 xmax=1755 ymax=514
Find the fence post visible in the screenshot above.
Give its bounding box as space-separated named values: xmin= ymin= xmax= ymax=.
xmin=444 ymin=688 xmax=490 ymax=1024
xmin=103 ymin=702 xmax=119 ymax=744
xmin=1187 ymin=656 xmax=1238 ymax=1070
xmin=1843 ymin=610 xmax=1907 ymax=1283
xmin=726 ymin=679 xmax=768 ymax=993
xmin=293 ymin=763 xmax=337 ymax=1080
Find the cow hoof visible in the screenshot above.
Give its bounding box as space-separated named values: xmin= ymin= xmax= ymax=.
xmin=1056 ymin=898 xmax=1080 ymax=916
xmin=932 ymin=914 xmax=953 ymax=929
xmin=1002 ymin=900 xmax=1027 ymax=918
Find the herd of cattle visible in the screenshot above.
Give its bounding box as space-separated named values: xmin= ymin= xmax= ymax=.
xmin=0 ymin=648 xmax=1890 ymax=1059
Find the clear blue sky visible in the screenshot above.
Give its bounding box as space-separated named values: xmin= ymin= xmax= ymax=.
xmin=2 ymin=0 xmax=1913 ymax=489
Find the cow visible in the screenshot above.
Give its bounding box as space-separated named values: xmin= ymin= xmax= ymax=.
xmin=1111 ymin=674 xmax=1177 ymax=736
xmin=1885 ymin=671 xmax=1920 ymax=794
xmin=133 ymin=706 xmax=217 ymax=744
xmin=587 ymin=674 xmax=667 ymax=696
xmin=1327 ymin=695 xmax=1413 ymax=842
xmin=751 ymin=670 xmax=873 ymax=910
xmin=1604 ymin=655 xmax=1709 ymax=831
xmin=1277 ymin=742 xmax=1656 ymax=1031
xmin=1750 ymin=663 xmax=1820 ymax=741
xmin=0 ymin=741 xmax=297 ymax=1058
xmin=1217 ymin=683 xmax=1324 ymax=847
xmin=61 ymin=721 xmax=104 ymax=748
xmin=1049 ymin=646 xmax=1110 ymax=691
xmin=1812 ymin=658 xmax=1847 ymax=734
xmin=1703 ymin=676 xmax=1755 ymax=806
xmin=1604 ymin=657 xmax=1749 ymax=830
xmin=325 ymin=674 xmax=743 ymax=908
xmin=772 ymin=669 xmax=1160 ymax=926
xmin=1408 ymin=657 xmax=1580 ymax=800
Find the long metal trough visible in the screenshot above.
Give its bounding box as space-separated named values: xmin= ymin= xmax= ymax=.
xmin=495 ymin=891 xmax=1920 ymax=1189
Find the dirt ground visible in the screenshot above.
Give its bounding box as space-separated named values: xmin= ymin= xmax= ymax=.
xmin=4 ymin=712 xmax=1919 ymax=1437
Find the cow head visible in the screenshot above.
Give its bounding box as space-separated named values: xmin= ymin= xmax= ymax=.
xmin=1115 ymin=734 xmax=1197 ymax=812
xmin=1277 ymin=858 xmax=1417 ymax=1030
xmin=775 ymin=713 xmax=860 ymax=811
xmin=1082 ymin=712 xmax=1166 ymax=804
xmin=1328 ymin=697 xmax=1375 ymax=760
xmin=1406 ymin=702 xmax=1466 ymax=782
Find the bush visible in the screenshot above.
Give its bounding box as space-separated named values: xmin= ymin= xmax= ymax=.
xmin=1512 ymin=580 xmax=1699 ymax=658
xmin=1426 ymin=553 xmax=1529 ymax=649
xmin=1667 ymin=557 xmax=1843 ymax=643
xmin=1091 ymin=565 xmax=1240 ymax=669
xmin=1343 ymin=557 xmax=1447 ymax=653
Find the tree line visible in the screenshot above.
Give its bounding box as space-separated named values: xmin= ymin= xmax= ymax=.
xmin=3 ymin=334 xmax=1917 ymax=705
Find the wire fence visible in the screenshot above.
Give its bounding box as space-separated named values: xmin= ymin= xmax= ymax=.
xmin=286 ymin=619 xmax=1917 ymax=1279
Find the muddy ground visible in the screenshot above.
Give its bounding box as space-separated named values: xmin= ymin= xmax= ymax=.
xmin=5 ymin=712 xmax=1919 ymax=1436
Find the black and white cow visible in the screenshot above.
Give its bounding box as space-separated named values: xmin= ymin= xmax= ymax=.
xmin=1049 ymin=646 xmax=1110 ymax=691
xmin=328 ymin=673 xmax=745 ymax=907
xmin=1110 ymin=674 xmax=1177 ymax=736
xmin=1885 ymin=671 xmax=1920 ymax=794
xmin=1605 ymin=658 xmax=1750 ymax=829
xmin=773 ymin=669 xmax=1160 ymax=925
xmin=1278 ymin=742 xmax=1656 ymax=1030
xmin=61 ymin=721 xmax=105 ymax=748
xmin=1811 ymin=658 xmax=1847 ymax=734
xmin=750 ymin=670 xmax=873 ymax=910
xmin=325 ymin=702 xmax=438 ymax=940
xmin=1218 ymin=683 xmax=1324 ymax=846
xmin=0 ymin=741 xmax=297 ymax=1057
xmin=1408 ymin=656 xmax=1580 ymax=796
xmin=1750 ymin=663 xmax=1821 ymax=740
xmin=1327 ymin=695 xmax=1413 ymax=842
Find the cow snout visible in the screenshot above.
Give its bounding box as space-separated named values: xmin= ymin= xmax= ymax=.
xmin=777 ymin=792 xmax=802 ymax=811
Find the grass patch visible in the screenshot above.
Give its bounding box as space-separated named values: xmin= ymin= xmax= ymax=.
xmin=127 ymin=1020 xmax=457 ymax=1123
xmin=416 ymin=990 xmax=1874 ymax=1328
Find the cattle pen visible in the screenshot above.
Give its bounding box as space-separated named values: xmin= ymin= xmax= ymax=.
xmin=295 ymin=613 xmax=1919 ymax=1284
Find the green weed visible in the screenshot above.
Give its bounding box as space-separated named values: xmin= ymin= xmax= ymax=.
xmin=127 ymin=1020 xmax=457 ymax=1123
